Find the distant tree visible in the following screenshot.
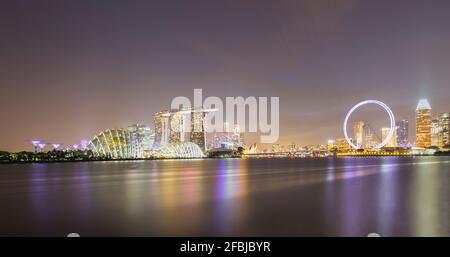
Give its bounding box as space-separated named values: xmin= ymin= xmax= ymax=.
xmin=0 ymin=151 xmax=10 ymax=161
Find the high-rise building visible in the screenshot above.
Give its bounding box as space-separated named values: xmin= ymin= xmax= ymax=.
xmin=415 ymin=99 xmax=432 ymax=148
xmin=381 ymin=127 xmax=397 ymax=147
xmin=396 ymin=119 xmax=409 ymax=147
xmin=190 ymin=108 xmax=209 ymax=151
xmin=232 ymin=124 xmax=244 ymax=147
xmin=169 ymin=112 xmax=186 ymax=144
xmin=153 ymin=111 xmax=171 ymax=149
xmin=154 ymin=107 xmax=214 ymax=152
xmin=353 ymin=121 xmax=365 ymax=148
xmin=128 ymin=124 xmax=154 ymax=156
xmin=437 ymin=113 xmax=450 ymax=148
xmin=431 ymin=117 xmax=440 ymax=147
xmin=363 ymin=124 xmax=379 ymax=149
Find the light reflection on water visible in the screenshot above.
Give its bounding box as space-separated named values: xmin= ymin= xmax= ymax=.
xmin=0 ymin=157 xmax=448 ymax=236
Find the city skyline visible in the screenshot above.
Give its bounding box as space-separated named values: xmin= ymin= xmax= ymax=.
xmin=3 ymin=93 xmax=450 ymax=153
xmin=2 ymin=0 xmax=450 ymax=151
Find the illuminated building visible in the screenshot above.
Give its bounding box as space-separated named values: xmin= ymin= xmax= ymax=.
xmin=336 ymin=137 xmax=351 ymax=152
xmin=89 ymin=127 xmax=153 ymax=159
xmin=157 ymin=142 xmax=205 ymax=158
xmin=344 ymin=100 xmax=396 ymax=150
xmin=381 ymin=127 xmax=397 ymax=147
xmin=153 ymin=111 xmax=171 ymax=149
xmin=128 ymin=124 xmax=155 ymax=157
xmin=190 ymin=107 xmax=215 ymax=152
xmin=244 ymin=143 xmax=258 ymax=154
xmin=363 ymin=124 xmax=379 ymax=149
xmin=211 ymin=122 xmax=245 ymax=150
xmin=288 ymin=143 xmax=298 ymax=152
xmin=415 ymin=99 xmax=432 ymax=148
xmin=271 ymin=144 xmax=280 ymax=153
xmin=169 ymin=112 xmax=186 ymax=143
xmin=431 ymin=117 xmax=440 ymax=147
xmin=396 ymin=119 xmax=409 ymax=146
xmin=438 ymin=113 xmax=450 ymax=147
xmin=353 ymin=121 xmax=365 ymax=148
xmin=89 ymin=129 xmax=133 ymax=159
xmin=327 ymin=140 xmax=336 ymax=151
xmin=154 ymin=107 xmax=214 ymax=152
xmin=232 ymin=124 xmax=244 ymax=147
xmin=80 ymin=139 xmax=88 ymax=150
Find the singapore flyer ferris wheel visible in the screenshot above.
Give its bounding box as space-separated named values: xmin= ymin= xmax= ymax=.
xmin=343 ymin=100 xmax=396 ymax=150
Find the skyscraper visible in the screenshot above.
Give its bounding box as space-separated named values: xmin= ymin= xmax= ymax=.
xmin=154 ymin=107 xmax=214 ymax=152
xmin=169 ymin=111 xmax=186 ymax=143
xmin=438 ymin=112 xmax=450 ymax=147
xmin=353 ymin=121 xmax=365 ymax=148
xmin=415 ymin=99 xmax=432 ymax=148
xmin=381 ymin=127 xmax=397 ymax=147
xmin=128 ymin=124 xmax=154 ymax=157
xmin=431 ymin=117 xmax=440 ymax=147
xmin=190 ymin=108 xmax=208 ymax=151
xmin=363 ymin=124 xmax=379 ymax=149
xmin=153 ymin=111 xmax=171 ymax=149
xmin=396 ymin=119 xmax=409 ymax=147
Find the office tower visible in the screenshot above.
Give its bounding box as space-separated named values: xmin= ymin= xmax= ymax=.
xmin=128 ymin=124 xmax=154 ymax=157
xmin=438 ymin=113 xmax=450 ymax=147
xmin=415 ymin=99 xmax=432 ymax=148
xmin=353 ymin=121 xmax=365 ymax=148
xmin=363 ymin=124 xmax=379 ymax=149
xmin=431 ymin=117 xmax=440 ymax=147
xmin=396 ymin=119 xmax=409 ymax=147
xmin=381 ymin=127 xmax=397 ymax=147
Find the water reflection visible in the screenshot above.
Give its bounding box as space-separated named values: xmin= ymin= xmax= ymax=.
xmin=0 ymin=157 xmax=448 ymax=236
xmin=411 ymin=161 xmax=440 ymax=236
xmin=30 ymin=164 xmax=50 ymax=233
xmin=213 ymin=159 xmax=248 ymax=235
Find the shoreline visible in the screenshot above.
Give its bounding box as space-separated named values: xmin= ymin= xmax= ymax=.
xmin=1 ymin=154 xmax=449 ymax=165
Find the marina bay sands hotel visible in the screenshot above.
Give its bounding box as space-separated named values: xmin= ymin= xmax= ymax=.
xmin=153 ymin=107 xmax=215 ymax=151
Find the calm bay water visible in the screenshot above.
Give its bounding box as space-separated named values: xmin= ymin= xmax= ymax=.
xmin=0 ymin=157 xmax=449 ymax=236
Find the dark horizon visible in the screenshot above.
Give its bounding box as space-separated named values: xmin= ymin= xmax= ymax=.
xmin=1 ymin=0 xmax=450 ymax=152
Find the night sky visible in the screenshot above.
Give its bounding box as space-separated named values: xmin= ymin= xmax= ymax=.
xmin=1 ymin=0 xmax=450 ymax=151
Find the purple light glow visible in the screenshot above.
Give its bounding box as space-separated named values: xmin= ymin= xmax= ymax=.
xmin=30 ymin=140 xmax=41 ymax=146
xmin=72 ymin=144 xmax=79 ymax=150
xmin=52 ymin=144 xmax=61 ymax=149
xmin=80 ymin=140 xmax=88 ymax=150
xmin=38 ymin=143 xmax=46 ymax=149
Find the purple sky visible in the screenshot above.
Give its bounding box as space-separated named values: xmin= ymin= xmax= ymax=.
xmin=1 ymin=0 xmax=450 ymax=151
